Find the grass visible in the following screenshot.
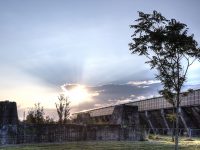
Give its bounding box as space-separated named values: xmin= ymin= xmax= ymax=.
xmin=1 ymin=136 xmax=200 ymax=150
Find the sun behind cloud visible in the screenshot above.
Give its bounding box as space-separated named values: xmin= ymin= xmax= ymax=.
xmin=61 ymin=84 xmax=99 ymax=106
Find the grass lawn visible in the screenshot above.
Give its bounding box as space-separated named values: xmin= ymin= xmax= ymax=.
xmin=1 ymin=136 xmax=200 ymax=150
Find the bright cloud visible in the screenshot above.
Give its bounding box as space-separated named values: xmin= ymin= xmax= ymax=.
xmin=61 ymin=84 xmax=99 ymax=106
xmin=0 ymin=65 xmax=60 ymax=109
xmin=127 ymin=80 xmax=160 ymax=86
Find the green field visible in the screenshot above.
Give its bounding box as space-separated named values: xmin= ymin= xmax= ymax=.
xmin=1 ymin=136 xmax=200 ymax=150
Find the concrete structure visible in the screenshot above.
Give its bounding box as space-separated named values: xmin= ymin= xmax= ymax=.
xmin=0 ymin=101 xmax=18 ymax=125
xmin=0 ymin=124 xmax=144 ymax=144
xmin=0 ymin=101 xmax=143 ymax=144
xmin=1 ymin=89 xmax=200 ymax=144
xmin=74 ymin=105 xmax=139 ymax=128
xmin=0 ymin=101 xmax=18 ymax=145
xmin=73 ymin=89 xmax=200 ymax=136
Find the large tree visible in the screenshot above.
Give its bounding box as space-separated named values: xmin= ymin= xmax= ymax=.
xmin=55 ymin=94 xmax=70 ymax=124
xmin=129 ymin=11 xmax=200 ymax=150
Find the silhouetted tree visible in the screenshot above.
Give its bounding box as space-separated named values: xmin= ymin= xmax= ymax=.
xmin=55 ymin=94 xmax=70 ymax=124
xmin=45 ymin=115 xmax=55 ymax=124
xmin=26 ymin=103 xmax=45 ymax=124
xmin=129 ymin=10 xmax=200 ymax=150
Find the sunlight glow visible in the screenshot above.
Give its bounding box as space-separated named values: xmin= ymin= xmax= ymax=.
xmin=61 ymin=84 xmax=98 ymax=106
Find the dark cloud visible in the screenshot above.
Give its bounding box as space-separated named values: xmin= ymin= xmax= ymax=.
xmin=17 ymin=81 xmax=200 ymax=119
xmin=67 ymin=80 xmax=162 ymax=113
xmin=110 ymin=70 xmax=156 ymax=84
xmin=69 ymin=81 xmax=200 ymax=113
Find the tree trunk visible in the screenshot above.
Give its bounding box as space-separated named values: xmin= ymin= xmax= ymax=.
xmin=172 ymin=106 xmax=175 ymax=142
xmin=175 ymin=92 xmax=180 ymax=150
xmin=175 ymin=54 xmax=181 ymax=150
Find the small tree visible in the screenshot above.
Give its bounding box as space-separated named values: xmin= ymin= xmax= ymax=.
xmin=45 ymin=116 xmax=55 ymax=124
xmin=26 ymin=103 xmax=45 ymax=124
xmin=129 ymin=11 xmax=200 ymax=150
xmin=55 ymin=94 xmax=70 ymax=124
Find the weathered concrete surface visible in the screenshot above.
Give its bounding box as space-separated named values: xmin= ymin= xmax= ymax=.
xmin=74 ymin=105 xmax=140 ymax=128
xmin=0 ymin=101 xmax=18 ymax=145
xmin=0 ymin=101 xmax=144 ymax=145
xmin=0 ymin=101 xmax=18 ymax=125
xmin=0 ymin=125 xmax=18 ymax=145
xmin=4 ymin=98 xmax=200 ymax=144
xmin=111 ymin=105 xmax=139 ymax=127
xmin=86 ymin=124 xmax=143 ymax=141
xmin=138 ymin=106 xmax=200 ymax=136
xmin=74 ymin=101 xmax=200 ymax=136
xmin=0 ymin=124 xmax=144 ymax=144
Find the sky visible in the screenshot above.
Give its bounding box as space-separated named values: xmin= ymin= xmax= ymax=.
xmin=0 ymin=0 xmax=200 ymax=119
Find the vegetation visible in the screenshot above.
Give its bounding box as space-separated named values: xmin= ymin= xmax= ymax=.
xmin=1 ymin=136 xmax=200 ymax=150
xmin=44 ymin=115 xmax=55 ymax=124
xmin=129 ymin=10 xmax=200 ymax=149
xmin=26 ymin=103 xmax=45 ymax=124
xmin=55 ymin=94 xmax=70 ymax=124
xmin=25 ymin=94 xmax=71 ymax=124
xmin=25 ymin=103 xmax=54 ymax=124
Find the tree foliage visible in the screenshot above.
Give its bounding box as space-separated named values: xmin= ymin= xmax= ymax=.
xmin=129 ymin=11 xmax=200 ymax=149
xmin=129 ymin=11 xmax=200 ymax=95
xmin=55 ymin=94 xmax=70 ymax=124
xmin=26 ymin=103 xmax=45 ymax=124
xmin=45 ymin=115 xmax=55 ymax=124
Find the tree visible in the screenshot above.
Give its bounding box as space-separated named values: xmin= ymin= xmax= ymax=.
xmin=55 ymin=94 xmax=70 ymax=124
xmin=129 ymin=11 xmax=200 ymax=150
xmin=26 ymin=103 xmax=45 ymax=124
xmin=45 ymin=115 xmax=55 ymax=124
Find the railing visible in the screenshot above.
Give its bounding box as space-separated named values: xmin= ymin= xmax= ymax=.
xmin=1 ymin=127 xmax=200 ymax=145
xmin=72 ymin=89 xmax=200 ymax=116
xmin=145 ymin=128 xmax=200 ymax=138
xmin=0 ymin=124 xmax=143 ymax=145
xmin=129 ymin=89 xmax=200 ymax=111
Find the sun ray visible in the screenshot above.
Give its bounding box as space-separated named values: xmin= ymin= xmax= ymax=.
xmin=61 ymin=84 xmax=95 ymax=106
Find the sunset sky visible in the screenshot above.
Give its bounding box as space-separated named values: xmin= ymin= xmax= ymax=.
xmin=0 ymin=0 xmax=200 ymax=119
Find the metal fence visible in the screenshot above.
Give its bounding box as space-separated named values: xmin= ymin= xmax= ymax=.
xmin=145 ymin=128 xmax=200 ymax=138
xmin=0 ymin=124 xmax=144 ymax=145
xmin=129 ymin=89 xmax=200 ymax=111
xmin=73 ymin=89 xmax=200 ymax=117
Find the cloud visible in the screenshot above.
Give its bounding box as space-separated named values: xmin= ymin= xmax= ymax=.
xmin=137 ymin=96 xmax=146 ymax=100
xmin=0 ymin=65 xmax=61 ymax=109
xmin=130 ymin=94 xmax=135 ymax=98
xmin=61 ymin=84 xmax=82 ymax=91
xmin=1 ymin=0 xmax=200 ymax=120
xmin=16 ymin=79 xmax=200 ymax=119
xmin=127 ymin=80 xmax=161 ymax=86
xmin=69 ymin=80 xmax=162 ymax=113
xmin=61 ymin=83 xmax=100 ymax=107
